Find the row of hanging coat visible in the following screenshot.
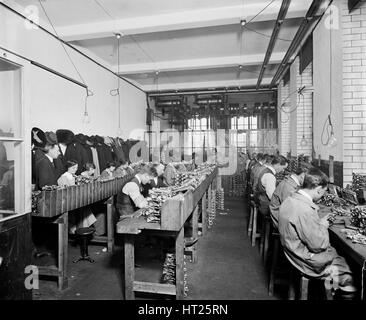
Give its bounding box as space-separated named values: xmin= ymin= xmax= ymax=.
xmin=55 ymin=129 xmax=140 ymax=175
xmin=31 ymin=127 xmax=140 ymax=189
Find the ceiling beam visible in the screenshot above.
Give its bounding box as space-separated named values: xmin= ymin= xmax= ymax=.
xmin=141 ymin=78 xmax=273 ymax=92
xmin=58 ymin=2 xmax=311 ymax=42
xmin=270 ymin=0 xmax=331 ymax=87
xmin=256 ymin=0 xmax=291 ymax=89
xmin=118 ymin=52 xmax=286 ymax=75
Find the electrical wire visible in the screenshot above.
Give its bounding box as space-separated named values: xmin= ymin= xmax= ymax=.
xmin=38 ymin=0 xmax=93 ymax=122
xmin=246 ymin=0 xmax=277 ymax=25
xmin=38 ymin=0 xmax=88 ymax=90
xmin=243 ymin=25 xmax=292 ymax=42
xmin=321 ymin=5 xmax=335 ymax=146
xmin=93 ymin=0 xmax=176 ymax=88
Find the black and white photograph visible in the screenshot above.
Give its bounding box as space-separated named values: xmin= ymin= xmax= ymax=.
xmin=0 ymin=0 xmax=366 ymax=309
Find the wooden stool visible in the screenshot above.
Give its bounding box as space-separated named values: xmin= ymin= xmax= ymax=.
xmin=73 ymin=227 xmax=95 ymax=263
xmin=247 ymin=194 xmax=254 ymax=237
xmin=268 ymin=232 xmax=292 ymax=296
xmin=288 ymin=268 xmax=334 ymax=300
xmin=247 ymin=196 xmax=254 ymax=237
xmin=260 ymin=215 xmax=272 ymax=265
xmin=250 ymin=201 xmax=261 ymax=247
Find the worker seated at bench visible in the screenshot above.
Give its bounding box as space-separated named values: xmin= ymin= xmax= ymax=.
xmin=270 ymin=166 xmax=307 ymax=229
xmin=254 ymin=155 xmax=288 ymax=216
xmin=117 ymin=165 xmax=157 ymax=218
xmin=142 ymin=163 xmax=167 ymax=197
xmin=278 ymin=167 xmax=357 ymax=298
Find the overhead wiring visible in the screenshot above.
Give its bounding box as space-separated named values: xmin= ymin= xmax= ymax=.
xmin=38 ymin=0 xmax=93 ymax=124
xmin=243 ymin=25 xmax=292 ymax=42
xmin=92 ymin=0 xmax=175 ymax=89
xmin=38 ymin=0 xmax=91 ymax=94
xmin=246 ymin=0 xmax=277 ymax=25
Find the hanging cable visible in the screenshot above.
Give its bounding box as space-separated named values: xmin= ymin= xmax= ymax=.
xmin=243 ymin=25 xmax=292 ymax=42
xmin=92 ymin=0 xmax=175 ymax=89
xmin=38 ymin=0 xmax=93 ymax=124
xmin=321 ymin=5 xmax=336 ymax=147
xmin=246 ymin=0 xmax=277 ymax=25
xmin=38 ymin=0 xmax=89 ymax=90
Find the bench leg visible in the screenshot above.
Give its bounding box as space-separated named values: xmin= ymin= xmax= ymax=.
xmin=263 ymin=220 xmax=271 ymax=266
xmin=56 ymin=212 xmax=68 ymax=290
xmin=202 ymin=194 xmax=207 ymax=236
xmin=248 ymin=205 xmax=253 ymax=238
xmin=124 ymin=235 xmax=135 ymax=300
xmin=191 ymin=206 xmax=198 ymax=263
xmin=268 ymin=237 xmax=279 ymax=297
xmin=175 ymin=228 xmax=184 ymax=300
xmin=106 ymin=197 xmax=114 ymax=252
xmin=299 ymin=277 xmax=309 ymax=300
xmin=251 ymin=208 xmax=258 ymax=247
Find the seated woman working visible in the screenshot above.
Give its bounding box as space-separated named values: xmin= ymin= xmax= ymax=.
xmin=57 ymin=160 xmax=97 ymax=234
xmin=117 ymin=165 xmax=157 ymax=218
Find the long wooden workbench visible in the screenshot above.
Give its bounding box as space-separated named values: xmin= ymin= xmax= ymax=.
xmin=318 ymin=206 xmax=366 ymax=300
xmin=329 ymin=222 xmax=366 ymax=300
xmin=32 ymin=173 xmax=136 ymax=290
xmin=116 ymin=167 xmax=218 ymax=300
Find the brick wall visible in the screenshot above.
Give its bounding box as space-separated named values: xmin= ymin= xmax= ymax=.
xmin=278 ymin=79 xmax=291 ymax=156
xmin=297 ymin=61 xmax=313 ymax=156
xmin=341 ymin=0 xmax=366 ymax=186
xmin=277 ymin=58 xmax=313 ymax=157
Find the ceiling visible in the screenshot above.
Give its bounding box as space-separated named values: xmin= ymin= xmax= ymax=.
xmin=13 ymin=0 xmax=314 ymax=92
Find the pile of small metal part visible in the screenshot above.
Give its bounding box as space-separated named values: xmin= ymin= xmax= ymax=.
xmin=216 ymin=188 xmax=225 ymax=211
xmin=344 ymin=229 xmax=366 ymax=245
xmin=141 ymin=164 xmax=216 ymax=224
xmin=208 ymin=189 xmax=217 ymax=228
xmin=173 ymin=164 xmax=215 ymax=191
xmin=31 ymin=190 xmax=42 ymax=214
xmin=351 ymin=173 xmax=366 ymax=197
xmin=142 ymin=188 xmax=175 ymax=223
xmin=317 ymin=193 xmax=350 ymax=207
xmin=75 ymin=175 xmax=93 ymax=185
xmin=350 ymin=207 xmax=366 ymax=235
xmin=183 ymin=255 xmax=188 ymax=297
xmin=331 ymin=206 xmax=352 ymax=217
xmin=161 ymin=253 xmax=176 ymax=285
xmin=41 ymin=185 xmax=60 ymax=191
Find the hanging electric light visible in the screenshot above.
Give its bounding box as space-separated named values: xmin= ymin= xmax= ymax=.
xmin=327 ymin=7 xmax=337 ymax=148
xmin=328 ymin=116 xmax=337 ymax=148
xmin=82 ymin=89 xmax=93 ymax=124
xmin=300 ymin=91 xmax=307 ymax=147
xmin=115 ymin=33 xmax=122 ymax=136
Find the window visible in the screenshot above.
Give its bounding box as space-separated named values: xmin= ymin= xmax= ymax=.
xmin=250 ymin=116 xmax=258 ymax=130
xmin=0 ymin=57 xmax=25 ymax=221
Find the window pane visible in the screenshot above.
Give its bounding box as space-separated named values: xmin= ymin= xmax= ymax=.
xmin=0 ymin=60 xmax=22 ymax=138
xmin=0 ymin=142 xmax=19 ymax=215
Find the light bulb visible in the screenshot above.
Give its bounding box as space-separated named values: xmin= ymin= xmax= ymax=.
xmin=300 ymin=135 xmax=307 ymax=147
xmin=82 ymin=111 xmax=91 ymax=124
xmin=328 ymin=133 xmax=337 ymax=148
xmin=117 ymin=127 xmax=123 ymax=137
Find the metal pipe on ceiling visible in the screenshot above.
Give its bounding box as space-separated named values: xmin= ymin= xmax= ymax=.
xmin=256 ymin=0 xmax=291 ymax=89
xmin=148 ymin=88 xmax=276 ymax=97
xmin=270 ymin=0 xmax=331 ymax=87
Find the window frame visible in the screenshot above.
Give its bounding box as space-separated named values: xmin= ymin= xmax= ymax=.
xmin=0 ymin=51 xmax=31 ymax=223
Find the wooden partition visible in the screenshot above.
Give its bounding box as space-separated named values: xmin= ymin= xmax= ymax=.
xmin=33 ymin=173 xmax=134 ymax=218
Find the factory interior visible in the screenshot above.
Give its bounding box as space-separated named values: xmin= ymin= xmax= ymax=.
xmin=1 ymin=0 xmax=366 ymax=304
